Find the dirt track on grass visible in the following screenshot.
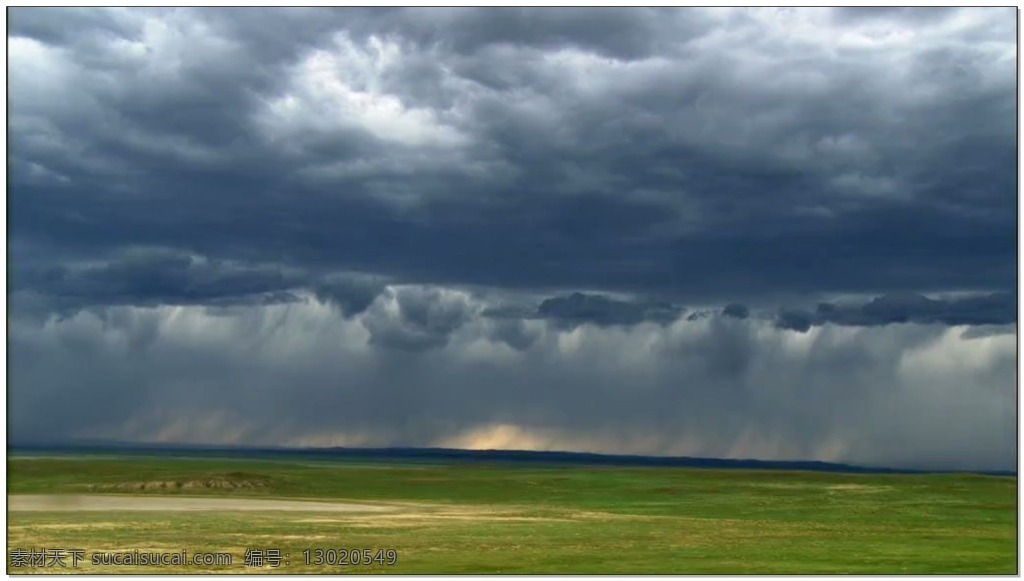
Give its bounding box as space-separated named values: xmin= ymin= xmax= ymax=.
xmin=8 ymin=494 xmax=396 ymax=513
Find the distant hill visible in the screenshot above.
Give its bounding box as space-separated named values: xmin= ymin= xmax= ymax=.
xmin=7 ymin=440 xmax=1015 ymax=476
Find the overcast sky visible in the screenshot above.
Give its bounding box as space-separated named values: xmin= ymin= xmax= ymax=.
xmin=8 ymin=7 xmax=1017 ymax=471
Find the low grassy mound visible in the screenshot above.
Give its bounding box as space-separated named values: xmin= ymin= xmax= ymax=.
xmin=84 ymin=471 xmax=273 ymax=492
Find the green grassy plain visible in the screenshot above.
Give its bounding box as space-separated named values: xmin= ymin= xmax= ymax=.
xmin=6 ymin=453 xmax=1017 ymax=574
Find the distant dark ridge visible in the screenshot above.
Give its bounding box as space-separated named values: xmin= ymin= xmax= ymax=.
xmin=7 ymin=441 xmax=1015 ymax=477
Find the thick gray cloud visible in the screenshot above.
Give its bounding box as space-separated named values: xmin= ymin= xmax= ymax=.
xmin=313 ymin=273 xmax=388 ymax=317
xmin=7 ymin=8 xmax=1017 ymax=469
xmin=361 ymin=286 xmax=477 ymax=351
xmin=488 ymin=318 xmax=540 ymax=351
xmin=722 ymin=304 xmax=750 ymax=320
xmin=774 ymin=292 xmax=1016 ymax=331
xmin=536 ymin=292 xmax=682 ymax=328
xmin=13 ymin=249 xmax=305 ymax=310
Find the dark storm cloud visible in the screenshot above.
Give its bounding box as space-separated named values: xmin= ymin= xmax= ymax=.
xmin=361 ymin=287 xmax=476 ymax=351
xmin=686 ymin=310 xmax=715 ymax=322
xmin=8 ymin=7 xmax=1016 ymax=308
xmin=479 ymin=291 xmax=684 ymax=329
xmin=7 ymin=7 xmax=142 ymax=46
xmin=722 ymin=304 xmax=749 ymax=320
xmin=313 ymin=274 xmax=387 ymax=317
xmin=12 ymin=249 xmax=306 ymax=314
xmin=775 ymin=309 xmax=815 ymax=333
xmin=488 ymin=318 xmax=539 ymax=351
xmin=377 ymin=7 xmax=708 ymax=60
xmin=7 ymin=8 xmax=1017 ymax=470
xmin=774 ymin=292 xmax=1016 ymax=332
xmin=830 ymin=6 xmax=961 ymax=25
xmin=536 ymin=292 xmax=682 ymax=328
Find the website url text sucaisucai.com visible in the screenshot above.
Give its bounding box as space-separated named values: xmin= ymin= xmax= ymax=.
xmin=9 ymin=548 xmax=232 ymax=568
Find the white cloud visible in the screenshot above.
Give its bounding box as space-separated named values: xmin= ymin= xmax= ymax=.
xmin=257 ymin=34 xmax=467 ymax=149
